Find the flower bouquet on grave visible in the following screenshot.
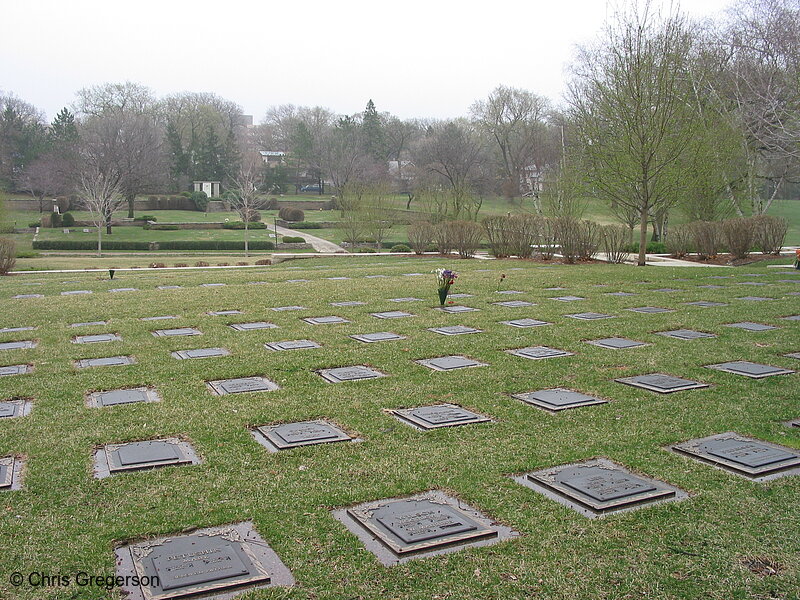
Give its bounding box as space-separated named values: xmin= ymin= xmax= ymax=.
xmin=433 ymin=268 xmax=458 ymax=305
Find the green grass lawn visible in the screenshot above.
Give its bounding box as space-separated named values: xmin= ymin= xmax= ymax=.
xmin=0 ymin=257 xmax=798 ymax=599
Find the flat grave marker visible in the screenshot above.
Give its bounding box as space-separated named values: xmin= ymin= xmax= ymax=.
xmin=303 ymin=316 xmax=350 ymax=325
xmin=724 ymin=322 xmax=778 ymax=332
xmin=685 ymin=301 xmax=727 ymax=307
xmin=140 ymin=315 xmax=179 ymax=321
xmin=705 ymin=361 xmax=794 ymax=379
xmin=0 ymin=326 xmax=36 ymax=334
xmin=253 ymin=420 xmax=353 ymax=451
xmin=436 ymin=305 xmax=480 ymax=314
xmin=331 ymin=301 xmax=366 ymax=307
xmin=656 ymin=329 xmax=717 ymax=340
xmin=735 ymin=296 xmax=773 ymax=302
xmin=512 ymin=388 xmax=607 ymax=413
xmin=551 ymin=296 xmax=585 ymax=302
xmin=606 ymin=292 xmax=637 ymax=297
xmin=265 ymin=340 xmax=321 ymax=351
xmin=496 ymin=290 xmax=525 ymax=295
xmin=388 ymin=297 xmax=422 ymax=303
xmin=72 ymin=333 xmax=121 ymax=344
xmin=152 ymin=327 xmax=202 ymax=337
xmin=157 ymin=285 xmax=181 ymax=290
xmin=428 ymin=325 xmax=482 ymax=336
xmin=515 ymin=458 xmax=685 ymax=518
xmin=115 ymin=521 xmax=294 ymax=599
xmin=507 ymin=346 xmax=574 ymax=360
xmin=615 ymin=373 xmax=709 ymax=393
xmin=585 ymin=337 xmax=647 ymax=350
xmin=627 ymin=306 xmax=674 ymax=314
xmin=110 ymin=288 xmax=138 ymax=293
xmin=13 ymin=294 xmax=43 ymax=299
xmin=333 ymin=490 xmax=516 ymax=565
xmin=493 ymin=301 xmax=536 ymax=308
xmin=391 ymin=403 xmax=490 ymax=430
xmin=0 ymin=399 xmax=32 ymax=419
xmin=697 ymin=284 xmax=725 ymax=289
xmin=61 ymin=290 xmax=92 ymax=296
xmin=318 ymin=365 xmax=386 ymax=383
xmin=172 ymin=348 xmax=231 ymax=360
xmin=350 ymin=332 xmax=406 ymax=343
xmin=0 ymin=457 xmax=23 ymax=491
xmin=672 ymin=432 xmax=800 ymax=480
xmin=207 ymin=376 xmax=280 ymax=395
xmin=200 ymin=283 xmax=226 ymax=287
xmin=781 ymin=315 xmax=800 ymax=321
xmin=271 ymin=306 xmax=306 ymax=312
xmin=567 ymin=312 xmax=615 ymax=321
xmin=447 ymin=293 xmax=474 ymax=299
xmin=371 ymin=311 xmax=414 ymax=319
xmin=0 ymin=364 xmax=32 ymax=376
xmin=87 ymin=387 xmax=160 ymax=408
xmin=786 ymin=352 xmax=800 ymax=360
xmin=71 ymin=321 xmax=107 ymax=327
xmin=95 ymin=438 xmax=199 ymax=478
xmin=208 ymin=310 xmax=242 ymax=316
xmin=75 ymin=356 xmax=135 ymax=369
xmin=229 ymin=322 xmax=279 ymax=331
xmin=416 ymin=355 xmax=487 ymax=371
xmin=0 ymin=340 xmax=37 ymax=351
xmin=500 ymin=318 xmax=551 ymax=328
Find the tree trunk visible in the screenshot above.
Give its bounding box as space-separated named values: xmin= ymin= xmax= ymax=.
xmin=244 ymin=222 xmax=249 ymax=257
xmin=97 ymin=226 xmax=102 ymax=258
xmin=637 ymin=206 xmax=648 ymax=266
xmin=106 ymin=214 xmax=112 ymax=235
xmin=127 ymin=194 xmax=135 ymax=219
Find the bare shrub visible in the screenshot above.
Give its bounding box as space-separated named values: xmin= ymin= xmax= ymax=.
xmin=483 ymin=216 xmax=512 ymax=258
xmin=690 ymin=221 xmax=722 ymax=259
xmin=554 ymin=217 xmax=583 ymax=263
xmin=217 ymin=262 xmax=229 ymax=266
xmin=194 ymin=261 xmax=210 ymax=267
xmin=722 ymin=217 xmax=756 ymax=260
xmin=236 ymin=262 xmax=249 ymax=266
xmin=407 ymin=221 xmax=435 ymax=255
xmin=666 ymin=225 xmax=693 ymax=258
xmin=538 ymin=217 xmax=558 ymax=260
xmin=601 ymin=225 xmax=630 ymax=264
xmin=752 ymin=215 xmax=788 ymax=255
xmin=434 ymin=222 xmax=454 ymax=255
xmin=255 ymin=259 xmax=271 ymax=265
xmin=0 ymin=238 xmax=16 ymax=275
xmin=577 ymin=220 xmax=601 ymax=260
xmin=508 ymin=214 xmax=542 ymax=258
xmin=149 ymin=262 xmax=166 ymax=268
xmin=449 ymin=221 xmax=484 ymax=258
xmin=173 ymin=263 xmax=188 ymax=268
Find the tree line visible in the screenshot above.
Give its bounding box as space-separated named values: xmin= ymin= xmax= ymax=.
xmin=0 ymin=0 xmax=796 ymax=266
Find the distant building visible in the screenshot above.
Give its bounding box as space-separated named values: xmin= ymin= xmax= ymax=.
xmin=260 ymin=151 xmax=286 ymax=166
xmin=522 ymin=165 xmax=543 ymax=197
xmin=193 ymin=181 xmax=221 ymax=197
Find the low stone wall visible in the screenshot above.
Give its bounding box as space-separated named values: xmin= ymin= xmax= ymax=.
xmin=276 ymin=199 xmax=334 ymax=210
xmin=133 ymin=197 xmax=196 ymax=211
xmin=146 ymin=222 xmax=225 ymax=230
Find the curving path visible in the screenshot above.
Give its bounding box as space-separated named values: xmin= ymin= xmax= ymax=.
xmin=273 ymin=224 xmax=346 ymax=253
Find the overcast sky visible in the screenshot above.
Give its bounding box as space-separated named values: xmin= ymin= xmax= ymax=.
xmin=3 ymin=0 xmax=733 ymax=123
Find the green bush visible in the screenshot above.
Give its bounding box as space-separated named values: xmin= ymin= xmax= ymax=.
xmin=0 ymin=226 xmax=14 ymax=234
xmin=278 ymin=207 xmax=305 ymax=222
xmin=358 ymin=247 xmax=378 ymax=253
xmin=61 ymin=213 xmax=75 ymax=227
xmin=28 ymin=221 xmax=41 ymax=228
xmin=191 ymin=191 xmax=209 ymax=212
xmin=390 ymin=244 xmax=412 ymax=253
xmin=50 ymin=212 xmax=62 ymax=228
xmin=15 ymin=251 xmax=39 ymax=258
xmin=158 ymin=240 xmax=275 ymax=251
xmin=150 ymin=224 xmax=180 ymax=230
xmin=223 ymin=221 xmax=267 ymax=230
xmin=281 ymin=236 xmax=306 ymax=243
xmin=33 ymin=240 xmax=151 ymax=250
xmin=136 ymin=215 xmax=156 ymax=222
xmin=179 ymin=191 xmax=192 ymax=198
xmin=289 ymin=222 xmax=323 ymax=229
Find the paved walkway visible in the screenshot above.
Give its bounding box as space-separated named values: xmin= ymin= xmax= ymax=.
xmin=274 ymin=224 xmax=346 ymax=253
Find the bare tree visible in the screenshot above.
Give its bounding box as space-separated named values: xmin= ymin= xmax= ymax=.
xmin=471 ymin=85 xmax=556 ymax=200
xmin=78 ymin=168 xmax=124 ymax=257
xmin=569 ymin=3 xmax=696 ymax=265
xmin=75 ymin=82 xmax=164 ymax=219
xmin=227 ymin=153 xmax=268 ymax=257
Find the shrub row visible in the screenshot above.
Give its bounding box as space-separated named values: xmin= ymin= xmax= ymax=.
xmin=33 ymin=240 xmax=275 ymax=251
xmin=281 ymin=236 xmax=306 ymax=243
xmin=665 ymin=216 xmax=788 ymax=260
xmin=287 ymin=222 xmax=323 ymax=229
xmin=222 ymin=221 xmax=267 ymax=230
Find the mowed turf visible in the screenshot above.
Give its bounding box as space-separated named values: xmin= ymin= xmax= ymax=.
xmin=0 ymin=256 xmax=798 ymax=600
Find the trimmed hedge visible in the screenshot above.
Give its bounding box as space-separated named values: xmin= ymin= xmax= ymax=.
xmin=287 ymin=222 xmax=323 ymax=229
xmin=33 ymin=240 xmax=275 ymax=251
xmin=281 ymin=236 xmax=306 ymax=243
xmin=223 ymin=221 xmax=267 ymax=230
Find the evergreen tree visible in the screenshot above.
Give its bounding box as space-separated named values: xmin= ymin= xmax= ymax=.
xmin=50 ymin=108 xmax=78 ymax=146
xmin=362 ymin=99 xmax=385 ymax=160
xmin=165 ymin=120 xmax=189 ymax=190
xmin=196 ymin=124 xmax=223 ymax=181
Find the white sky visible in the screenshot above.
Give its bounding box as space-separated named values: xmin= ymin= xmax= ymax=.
xmin=3 ymin=0 xmax=732 ymax=123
